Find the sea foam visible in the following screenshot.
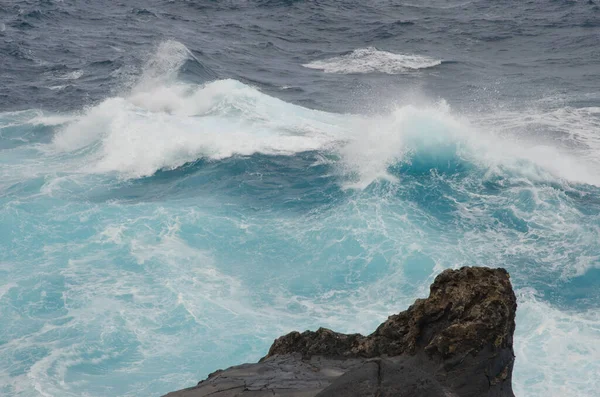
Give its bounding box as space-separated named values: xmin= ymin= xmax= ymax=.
xmin=303 ymin=47 xmax=442 ymax=74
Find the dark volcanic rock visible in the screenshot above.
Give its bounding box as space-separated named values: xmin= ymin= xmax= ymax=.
xmin=316 ymin=358 xmax=453 ymax=397
xmin=164 ymin=267 xmax=517 ymax=397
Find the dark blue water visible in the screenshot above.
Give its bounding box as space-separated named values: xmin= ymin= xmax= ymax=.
xmin=1 ymin=1 xmax=599 ymax=396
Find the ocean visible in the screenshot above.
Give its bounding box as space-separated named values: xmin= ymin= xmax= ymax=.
xmin=1 ymin=1 xmax=599 ymax=396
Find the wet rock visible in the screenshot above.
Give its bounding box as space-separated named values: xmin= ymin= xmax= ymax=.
xmin=164 ymin=266 xmax=517 ymax=397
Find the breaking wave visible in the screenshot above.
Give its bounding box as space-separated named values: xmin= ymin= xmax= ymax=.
xmin=303 ymin=47 xmax=442 ymax=74
xmin=44 ymin=42 xmax=598 ymax=188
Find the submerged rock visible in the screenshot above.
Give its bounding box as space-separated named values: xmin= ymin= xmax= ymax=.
xmin=164 ymin=267 xmax=517 ymax=397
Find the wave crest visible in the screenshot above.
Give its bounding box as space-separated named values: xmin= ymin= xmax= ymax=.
xmin=303 ymin=47 xmax=442 ymax=74
xmin=52 ymin=79 xmax=344 ymax=178
xmin=43 ymin=41 xmax=600 ymax=188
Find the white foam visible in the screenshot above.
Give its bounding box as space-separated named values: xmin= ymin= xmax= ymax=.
xmin=51 ymin=79 xmax=346 ymax=178
xmin=45 ymin=40 xmax=347 ymax=178
xmin=134 ymin=40 xmax=192 ymax=92
xmin=29 ymin=114 xmax=76 ymax=126
xmin=42 ymin=41 xmax=600 ymax=188
xmin=58 ymin=70 xmax=83 ymax=80
xmin=338 ymin=100 xmax=464 ymax=188
xmin=514 ymin=289 xmax=600 ymax=397
xmin=0 ymin=282 xmax=16 ymax=300
xmin=49 ymin=82 xmax=600 ymax=187
xmin=303 ymin=47 xmax=442 ymax=74
xmin=339 ymin=100 xmax=600 ymax=189
xmin=475 ymin=106 xmax=600 ymax=167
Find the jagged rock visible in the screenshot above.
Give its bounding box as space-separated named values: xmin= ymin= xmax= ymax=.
xmin=164 ymin=267 xmax=517 ymax=397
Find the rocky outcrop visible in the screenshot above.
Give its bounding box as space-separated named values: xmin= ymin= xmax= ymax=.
xmin=164 ymin=266 xmax=517 ymax=397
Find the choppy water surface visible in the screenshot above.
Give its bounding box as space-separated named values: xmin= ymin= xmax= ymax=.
xmin=1 ymin=1 xmax=599 ymax=396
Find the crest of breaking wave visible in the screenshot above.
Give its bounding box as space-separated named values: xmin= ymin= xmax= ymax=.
xmin=303 ymin=47 xmax=442 ymax=74
xmin=47 ymin=41 xmax=600 ymax=189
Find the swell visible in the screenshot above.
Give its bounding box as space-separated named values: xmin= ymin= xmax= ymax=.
xmin=82 ymin=152 xmax=342 ymax=209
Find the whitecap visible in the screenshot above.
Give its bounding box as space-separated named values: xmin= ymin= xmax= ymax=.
xmin=303 ymin=47 xmax=442 ymax=74
xmin=58 ymin=70 xmax=83 ymax=80
xmin=514 ymin=289 xmax=600 ymax=397
xmin=39 ymin=40 xmax=600 ymax=188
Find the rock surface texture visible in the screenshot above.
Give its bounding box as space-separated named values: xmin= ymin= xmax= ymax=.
xmin=164 ymin=267 xmax=517 ymax=397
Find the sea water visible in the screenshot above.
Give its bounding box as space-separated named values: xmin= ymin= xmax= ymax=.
xmin=1 ymin=1 xmax=599 ymax=396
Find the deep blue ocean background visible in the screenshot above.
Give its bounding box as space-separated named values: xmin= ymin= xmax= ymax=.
xmin=1 ymin=1 xmax=600 ymax=396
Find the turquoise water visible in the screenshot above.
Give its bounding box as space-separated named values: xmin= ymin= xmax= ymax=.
xmin=1 ymin=43 xmax=600 ymax=397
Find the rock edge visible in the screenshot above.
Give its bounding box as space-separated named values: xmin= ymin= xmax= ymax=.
xmin=164 ymin=266 xmax=517 ymax=397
